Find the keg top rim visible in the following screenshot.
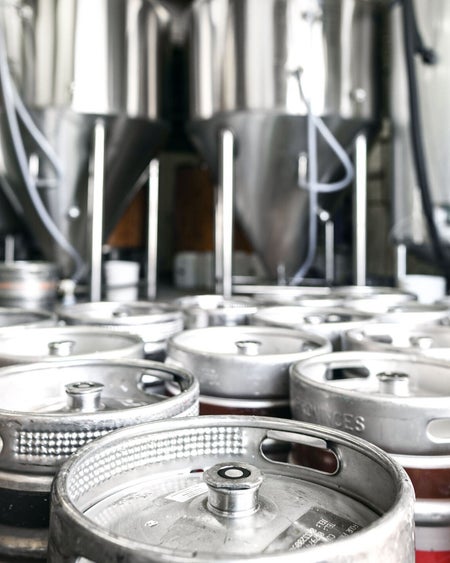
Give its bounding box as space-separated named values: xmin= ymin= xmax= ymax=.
xmin=51 ymin=415 xmax=414 ymax=561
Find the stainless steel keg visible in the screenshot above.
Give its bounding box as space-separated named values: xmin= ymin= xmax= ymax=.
xmin=0 ymin=358 xmax=199 ymax=560
xmin=290 ymin=351 xmax=450 ymax=560
xmin=58 ymin=301 xmax=184 ymax=360
xmin=0 ymin=261 xmax=59 ymax=310
xmin=0 ymin=306 xmax=56 ymax=329
xmin=48 ymin=416 xmax=415 ymax=562
xmin=167 ymin=326 xmax=331 ymax=417
xmin=344 ymin=323 xmax=450 ymax=360
xmin=332 ymin=286 xmax=417 ymax=313
xmin=174 ymin=294 xmax=258 ymax=328
xmin=0 ymin=326 xmax=145 ymax=366
xmin=251 ymin=287 xmax=334 ymax=306
xmin=376 ymin=302 xmax=450 ymax=326
xmin=252 ymin=306 xmax=373 ymax=350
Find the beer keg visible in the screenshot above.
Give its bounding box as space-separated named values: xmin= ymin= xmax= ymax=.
xmin=0 ymin=262 xmax=59 ymax=310
xmin=252 ymin=306 xmax=373 ymax=350
xmin=58 ymin=301 xmax=183 ymax=360
xmin=377 ymin=302 xmax=450 ymax=326
xmin=344 ymin=323 xmax=450 ymax=360
xmin=331 ymin=286 xmax=417 ymax=313
xmin=290 ymin=351 xmax=450 ymax=562
xmin=167 ymin=326 xmax=331 ymax=418
xmin=0 ymin=326 xmax=145 ymax=366
xmin=48 ymin=416 xmax=415 ymax=562
xmin=0 ymin=307 xmax=55 ymax=329
xmin=174 ymin=294 xmax=258 ymax=328
xmin=0 ymin=358 xmax=198 ymax=560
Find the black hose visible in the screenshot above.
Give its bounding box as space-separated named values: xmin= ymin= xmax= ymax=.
xmin=400 ymin=0 xmax=450 ymax=282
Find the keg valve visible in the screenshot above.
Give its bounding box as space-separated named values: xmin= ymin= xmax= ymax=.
xmin=65 ymin=381 xmax=104 ymax=412
xmin=48 ymin=340 xmax=75 ymax=357
xmin=235 ymin=340 xmax=261 ymax=356
xmin=376 ymin=371 xmax=410 ymax=396
xmin=204 ymin=462 xmax=263 ymax=518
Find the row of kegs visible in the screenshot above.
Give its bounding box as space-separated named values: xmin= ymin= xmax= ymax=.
xmin=1 ymin=283 xmax=450 ymax=562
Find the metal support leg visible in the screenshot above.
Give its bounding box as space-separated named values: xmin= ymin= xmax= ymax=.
xmin=325 ymin=218 xmax=335 ymax=284
xmin=88 ymin=120 xmax=105 ymax=302
xmin=4 ymin=235 xmax=14 ymax=263
xmin=353 ymin=133 xmax=367 ymax=286
xmin=146 ymin=159 xmax=159 ymax=300
xmin=396 ymin=243 xmax=407 ymax=284
xmin=215 ymin=129 xmax=234 ymax=298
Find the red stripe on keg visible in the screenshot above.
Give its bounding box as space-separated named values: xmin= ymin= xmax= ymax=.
xmin=416 ymin=551 xmax=450 ymax=563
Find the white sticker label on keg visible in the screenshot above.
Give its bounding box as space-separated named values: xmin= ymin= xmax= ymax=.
xmin=264 ymin=507 xmax=362 ymax=552
xmin=165 ymin=482 xmax=208 ymax=503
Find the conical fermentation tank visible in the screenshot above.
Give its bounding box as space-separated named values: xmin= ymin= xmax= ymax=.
xmin=391 ymin=0 xmax=450 ymax=259
xmin=0 ymin=0 xmax=171 ymax=280
xmin=188 ymin=0 xmax=386 ymax=280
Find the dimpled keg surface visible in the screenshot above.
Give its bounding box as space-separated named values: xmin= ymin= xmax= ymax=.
xmin=48 ymin=416 xmax=414 ymax=562
xmin=0 ymin=359 xmax=199 ymax=560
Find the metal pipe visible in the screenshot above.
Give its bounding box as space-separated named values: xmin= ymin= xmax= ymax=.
xmin=353 ymin=133 xmax=367 ymax=286
xmin=146 ymin=159 xmax=159 ymax=300
xmin=215 ymin=129 xmax=234 ymax=298
xmin=88 ymin=120 xmax=105 ymax=302
xmin=396 ymin=243 xmax=407 ymax=283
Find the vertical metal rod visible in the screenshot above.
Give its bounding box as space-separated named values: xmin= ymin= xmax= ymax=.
xmin=325 ymin=218 xmax=335 ymax=284
xmin=353 ymin=133 xmax=367 ymax=286
xmin=215 ymin=129 xmax=234 ymax=298
xmin=146 ymin=159 xmax=159 ymax=300
xmin=88 ymin=120 xmax=105 ymax=302
xmin=396 ymin=243 xmax=407 ymax=283
xmin=4 ymin=235 xmax=14 ymax=263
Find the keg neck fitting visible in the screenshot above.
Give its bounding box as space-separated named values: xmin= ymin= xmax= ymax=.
xmin=113 ymin=307 xmax=130 ymax=318
xmin=204 ymin=462 xmax=263 ymax=518
xmin=235 ymin=340 xmax=261 ymax=356
xmin=409 ymin=335 xmax=433 ymax=350
xmin=377 ymin=371 xmax=410 ymax=396
xmin=48 ymin=339 xmax=75 ymax=356
xmin=65 ymin=381 xmax=104 ymax=412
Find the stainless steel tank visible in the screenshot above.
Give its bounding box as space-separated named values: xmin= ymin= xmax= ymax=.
xmin=0 ymin=0 xmax=170 ymax=278
xmin=290 ymin=351 xmax=450 ymax=560
xmin=391 ymin=0 xmax=450 ymax=251
xmin=0 ymin=358 xmax=198 ymax=560
xmin=252 ymin=305 xmax=374 ymax=350
xmin=188 ymin=0 xmax=386 ymax=278
xmin=58 ymin=301 xmax=184 ymax=360
xmin=48 ymin=416 xmax=414 ymax=562
xmin=0 ymin=325 xmax=145 ymax=365
xmin=166 ymin=325 xmax=331 ymax=417
xmin=174 ymin=294 xmax=258 ymax=328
